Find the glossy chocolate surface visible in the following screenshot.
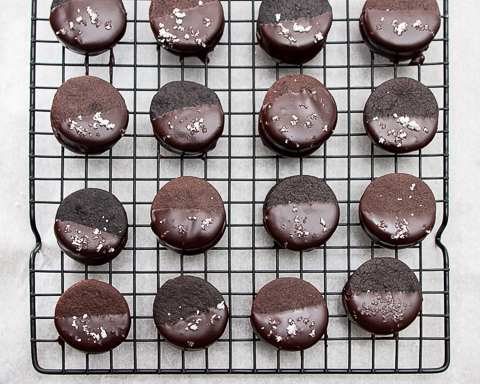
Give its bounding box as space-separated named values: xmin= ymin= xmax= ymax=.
xmin=365 ymin=116 xmax=437 ymax=153
xmin=359 ymin=9 xmax=441 ymax=63
xmin=152 ymin=104 xmax=224 ymax=155
xmin=264 ymin=202 xmax=339 ymax=251
xmin=259 ymin=87 xmax=337 ymax=157
xmin=150 ymin=0 xmax=225 ymax=61
xmin=342 ymin=290 xmax=422 ymax=335
xmin=50 ymin=0 xmax=127 ymax=56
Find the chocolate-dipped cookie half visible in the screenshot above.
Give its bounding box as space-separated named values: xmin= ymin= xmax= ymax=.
xmin=256 ymin=0 xmax=333 ymax=65
xmin=50 ymin=76 xmax=129 ymax=155
xmin=153 ymin=275 xmax=228 ymax=350
xmin=342 ymin=257 xmax=422 ymax=335
xmin=263 ymin=175 xmax=339 ymax=251
xmin=54 ymin=188 xmax=128 ymax=265
xmin=258 ymin=74 xmax=337 ymax=157
xmin=149 ymin=0 xmax=225 ymax=62
xmin=359 ymin=0 xmax=441 ymax=64
xmin=50 ymin=0 xmax=127 ymax=56
xmin=55 ymin=279 xmax=131 ymax=353
xmin=359 ymin=173 xmax=436 ymax=249
xmin=251 ymin=277 xmax=328 ymax=351
xmin=150 ymin=176 xmax=226 ymax=255
xmin=150 ymin=81 xmax=224 ymax=156
xmin=364 ymin=77 xmax=438 ymax=153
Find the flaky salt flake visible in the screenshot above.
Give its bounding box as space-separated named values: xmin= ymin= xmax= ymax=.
xmin=292 ymin=23 xmax=312 ymax=33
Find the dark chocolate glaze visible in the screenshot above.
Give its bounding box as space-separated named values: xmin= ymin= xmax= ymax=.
xmin=153 ymin=275 xmax=228 ymax=350
xmin=54 ymin=279 xmax=131 ymax=353
xmin=150 ymin=0 xmax=225 ymax=62
xmin=359 ymin=0 xmax=441 ymax=63
xmin=50 ymin=0 xmax=127 ymax=56
xmin=259 ymin=76 xmax=337 ymax=157
xmin=251 ymin=277 xmax=328 ymax=351
xmin=150 ymin=176 xmax=226 ymax=255
xmin=359 ymin=173 xmax=436 ymax=249
xmin=152 ymin=105 xmax=224 ymax=155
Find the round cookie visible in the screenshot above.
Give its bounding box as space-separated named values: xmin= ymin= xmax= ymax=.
xmin=258 ymin=74 xmax=337 ymax=157
xmin=50 ymin=0 xmax=127 ymax=56
xmin=251 ymin=277 xmax=328 ymax=351
xmin=359 ymin=173 xmax=436 ymax=249
xmin=363 ymin=77 xmax=438 ymax=153
xmin=153 ymin=275 xmax=228 ymax=350
xmin=150 ymin=81 xmax=224 ymax=156
xmin=54 ymin=188 xmax=128 ymax=265
xmin=149 ymin=0 xmax=225 ymax=62
xmin=359 ymin=0 xmax=441 ymax=64
xmin=150 ymin=176 xmax=226 ymax=255
xmin=342 ymin=257 xmax=422 ymax=335
xmin=256 ymin=0 xmax=333 ymax=65
xmin=54 ymin=279 xmax=131 ymax=353
xmin=263 ymin=175 xmax=339 ymax=251
xmin=50 ymin=76 xmax=129 ymax=155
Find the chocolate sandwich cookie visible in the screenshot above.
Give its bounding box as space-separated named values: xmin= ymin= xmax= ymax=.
xmin=364 ymin=77 xmax=438 ymax=153
xmin=359 ymin=173 xmax=436 ymax=249
xmin=153 ymin=275 xmax=228 ymax=350
xmin=150 ymin=176 xmax=226 ymax=255
xmin=55 ymin=279 xmax=131 ymax=353
xmin=50 ymin=0 xmax=127 ymax=56
xmin=258 ymin=74 xmax=337 ymax=157
xmin=342 ymin=257 xmax=422 ymax=335
xmin=263 ymin=175 xmax=339 ymax=251
xmin=359 ymin=0 xmax=441 ymax=64
xmin=54 ymin=188 xmax=128 ymax=265
xmin=256 ymin=0 xmax=333 ymax=65
xmin=251 ymin=277 xmax=328 ymax=351
xmin=50 ymin=76 xmax=129 ymax=155
xmin=150 ymin=81 xmax=224 ymax=156
xmin=149 ymin=0 xmax=225 ymax=62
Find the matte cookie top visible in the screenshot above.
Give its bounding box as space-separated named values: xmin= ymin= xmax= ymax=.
xmin=364 ymin=77 xmax=438 ymax=153
xmin=150 ymin=176 xmax=226 ymax=255
xmin=359 ymin=0 xmax=441 ymax=64
xmin=50 ymin=76 xmax=129 ymax=155
xmin=150 ymin=81 xmax=224 ymax=156
xmin=54 ymin=279 xmax=131 ymax=353
xmin=259 ymin=74 xmax=337 ymax=157
xmin=263 ymin=175 xmax=339 ymax=251
xmin=153 ymin=275 xmax=228 ymax=350
xmin=251 ymin=277 xmax=328 ymax=351
xmin=54 ymin=188 xmax=129 ymax=265
xmin=256 ymin=0 xmax=333 ymax=65
xmin=50 ymin=0 xmax=127 ymax=56
xmin=342 ymin=257 xmax=422 ymax=335
xmin=359 ymin=173 xmax=436 ymax=249
xmin=149 ymin=0 xmax=225 ymax=62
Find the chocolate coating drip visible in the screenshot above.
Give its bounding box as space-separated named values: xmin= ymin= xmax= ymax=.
xmin=50 ymin=0 xmax=127 ymax=56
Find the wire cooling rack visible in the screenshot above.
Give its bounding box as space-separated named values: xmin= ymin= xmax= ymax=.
xmin=29 ymin=0 xmax=450 ymax=374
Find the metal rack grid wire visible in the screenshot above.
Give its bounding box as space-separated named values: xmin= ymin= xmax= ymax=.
xmin=29 ymin=0 xmax=450 ymax=374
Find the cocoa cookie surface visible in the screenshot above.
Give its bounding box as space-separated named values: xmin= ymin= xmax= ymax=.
xmin=342 ymin=257 xmax=422 ymax=334
xmin=150 ymin=176 xmax=226 ymax=255
xmin=256 ymin=0 xmax=333 ymax=65
xmin=50 ymin=76 xmax=129 ymax=155
xmin=364 ymin=77 xmax=438 ymax=153
xmin=359 ymin=0 xmax=441 ymax=64
xmin=258 ymin=74 xmax=337 ymax=157
xmin=263 ymin=175 xmax=339 ymax=251
xmin=251 ymin=277 xmax=328 ymax=351
xmin=54 ymin=279 xmax=131 ymax=353
xmin=150 ymin=81 xmax=224 ymax=155
xmin=54 ymin=188 xmax=128 ymax=265
xmin=153 ymin=275 xmax=228 ymax=350
xmin=50 ymin=0 xmax=127 ymax=56
xmin=359 ymin=173 xmax=436 ymax=248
